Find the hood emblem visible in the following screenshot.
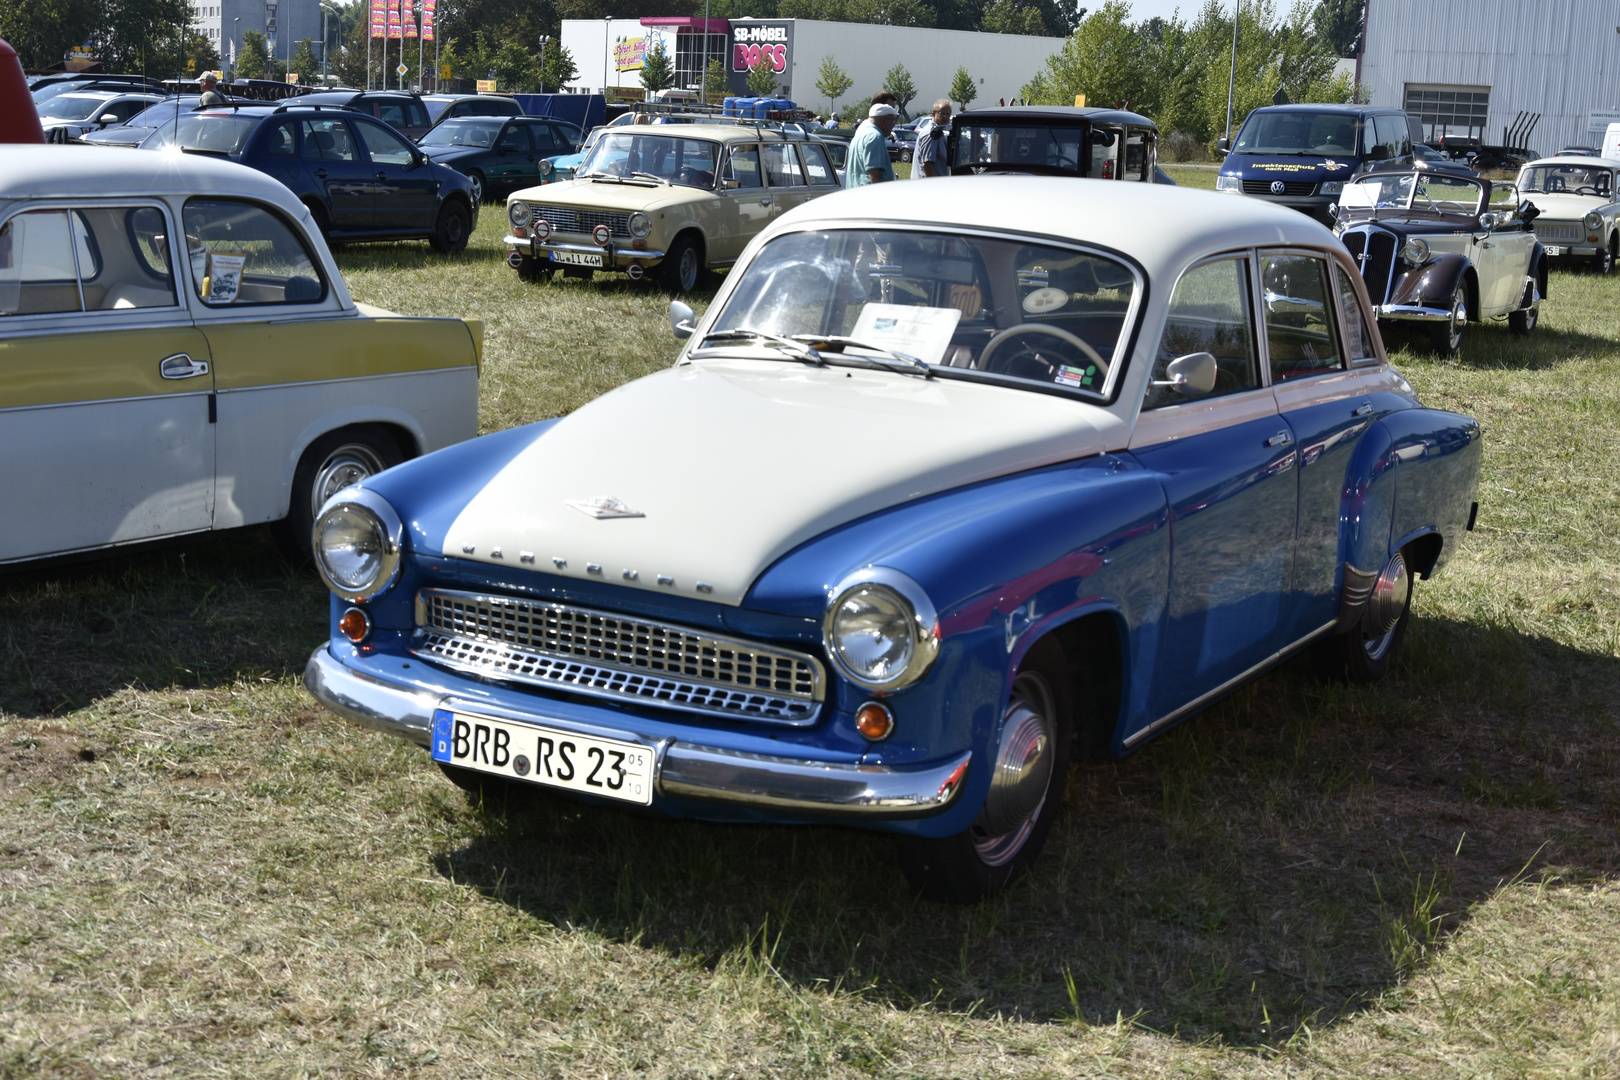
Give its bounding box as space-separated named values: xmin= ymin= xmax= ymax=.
xmin=1270 ymin=180 xmax=1286 ymax=194
xmin=566 ymin=495 xmax=645 ymax=519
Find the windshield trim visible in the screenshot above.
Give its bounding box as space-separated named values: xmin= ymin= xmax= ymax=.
xmin=580 ymin=131 xmax=726 ymax=192
xmin=1343 ymin=171 xmax=1485 ymax=215
xmin=688 ymin=220 xmax=1151 ymax=408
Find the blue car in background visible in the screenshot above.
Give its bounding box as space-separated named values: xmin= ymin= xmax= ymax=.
xmin=140 ymin=104 xmax=477 ymax=252
xmin=418 ymin=115 xmax=582 ymax=202
xmin=1216 ymin=103 xmax=1422 ymax=223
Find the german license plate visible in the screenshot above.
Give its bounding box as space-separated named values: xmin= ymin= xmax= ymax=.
xmin=1546 ymin=246 xmax=1565 ymax=256
xmin=550 ymin=249 xmax=604 ymax=267
xmin=430 ymin=708 xmax=654 ymax=805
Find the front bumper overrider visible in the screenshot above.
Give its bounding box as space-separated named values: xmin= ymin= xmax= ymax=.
xmin=304 ymin=644 xmax=970 ymax=818
xmin=501 ymin=235 xmax=666 ymax=271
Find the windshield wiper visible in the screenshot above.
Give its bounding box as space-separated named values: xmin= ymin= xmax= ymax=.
xmin=631 ymin=171 xmax=671 ymax=185
xmin=697 ymin=328 xmax=826 ymax=365
xmin=792 ymin=335 xmax=932 ymax=378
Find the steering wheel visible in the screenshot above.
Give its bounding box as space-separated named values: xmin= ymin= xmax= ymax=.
xmin=1576 ymin=185 xmax=1601 ymax=196
xmin=978 ymin=323 xmax=1109 ymax=381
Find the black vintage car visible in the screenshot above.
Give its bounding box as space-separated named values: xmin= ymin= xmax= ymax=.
xmin=1333 ymin=162 xmax=1547 ymax=355
xmin=945 ymin=105 xmax=1173 ymax=183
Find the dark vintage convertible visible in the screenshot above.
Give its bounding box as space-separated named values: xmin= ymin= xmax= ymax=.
xmin=1333 ymin=163 xmax=1547 ymax=355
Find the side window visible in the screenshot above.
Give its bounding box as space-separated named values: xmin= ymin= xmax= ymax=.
xmin=556 ymin=124 xmax=582 ymax=151
xmin=497 ymin=124 xmax=530 ymax=153
xmin=301 ymin=119 xmax=356 ymax=162
xmin=265 ymin=120 xmax=298 ymax=157
xmin=376 ymin=101 xmax=407 ymax=127
xmin=762 ymin=143 xmax=802 ymax=187
xmin=1261 ymin=253 xmax=1343 ymax=380
xmin=0 ymin=206 xmax=175 ymax=315
xmin=1334 ymin=264 xmax=1377 ymax=364
xmin=798 ymin=143 xmax=837 ymax=186
xmin=357 ymin=120 xmax=416 ymax=165
xmin=527 ymin=124 xmax=556 ymax=153
xmin=1371 ymin=115 xmax=1404 ymax=161
xmin=0 ymin=210 xmax=95 ymax=315
xmin=1123 ymin=130 xmax=1148 ymax=180
xmin=725 ymin=146 xmax=763 ymax=188
xmin=1145 ymin=256 xmax=1258 ymax=409
xmin=181 ymin=198 xmax=326 ymax=306
xmin=407 ymin=101 xmax=430 ymax=129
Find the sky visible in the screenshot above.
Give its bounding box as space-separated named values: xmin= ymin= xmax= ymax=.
xmin=1106 ymin=0 xmax=1234 ymax=28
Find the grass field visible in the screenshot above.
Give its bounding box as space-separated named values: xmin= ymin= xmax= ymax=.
xmin=4 ymin=191 xmax=1620 ymax=1078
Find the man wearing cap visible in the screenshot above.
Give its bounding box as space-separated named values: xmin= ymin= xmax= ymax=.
xmin=198 ymin=71 xmax=225 ymax=107
xmin=846 ymin=102 xmax=897 ymax=187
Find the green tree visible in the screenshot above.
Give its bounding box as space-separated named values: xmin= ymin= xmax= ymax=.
xmin=334 ymin=17 xmax=386 ymax=88
xmin=948 ymin=65 xmax=977 ymax=110
xmin=288 ymin=36 xmax=320 ymax=84
xmin=1314 ymin=0 xmax=1363 ymax=57
xmin=981 ymin=0 xmax=1044 ymax=34
xmin=0 ymin=0 xmax=101 ymax=70
xmin=236 ymin=28 xmax=270 ymax=79
xmin=638 ymin=37 xmax=675 ymax=93
xmin=881 ymin=62 xmax=917 ymax=116
xmin=184 ymin=29 xmax=221 ymax=75
xmin=540 ymin=41 xmax=578 ymax=91
xmin=702 ymin=57 xmax=727 ymax=102
xmin=1022 ymin=1 xmax=1147 ymax=111
xmin=746 ymin=57 xmax=778 ymax=96
xmin=815 ymin=55 xmax=853 ymax=114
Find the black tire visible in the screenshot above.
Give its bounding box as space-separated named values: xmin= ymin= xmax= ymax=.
xmin=428 ymin=199 xmax=471 ymax=254
xmin=895 ymin=637 xmax=1072 ymax=904
xmin=900 ymin=147 xmax=913 ymax=163
xmin=1427 ymin=282 xmax=1467 ymax=356
xmin=271 ymin=426 xmax=405 ymax=564
xmin=514 ymin=253 xmax=553 ymax=283
xmin=1596 ymin=239 xmax=1616 ymax=276
xmin=660 ymin=232 xmax=702 ymax=293
xmin=1509 ymin=293 xmax=1539 ymax=334
xmin=1313 ymin=552 xmax=1414 ymax=684
xmin=466 ymin=169 xmax=486 ymax=204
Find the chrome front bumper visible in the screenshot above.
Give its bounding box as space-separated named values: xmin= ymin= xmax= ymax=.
xmin=304 ymin=645 xmax=970 ymax=818
xmin=500 ymin=235 xmax=666 ymax=268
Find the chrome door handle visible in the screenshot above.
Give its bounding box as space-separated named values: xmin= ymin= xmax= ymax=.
xmin=1266 ymin=430 xmax=1293 ymax=447
xmin=760 ymin=197 xmax=772 ymax=206
xmin=159 ymin=353 xmax=210 ymax=380
xmin=1353 ymin=402 xmax=1374 ymax=416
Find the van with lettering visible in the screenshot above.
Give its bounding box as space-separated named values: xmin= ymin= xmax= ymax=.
xmin=1216 ymin=104 xmax=1420 ymax=224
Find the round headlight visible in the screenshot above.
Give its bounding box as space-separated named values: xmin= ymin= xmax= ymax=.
xmin=629 ymin=211 xmax=652 ymax=238
xmin=313 ymin=493 xmax=403 ymax=602
xmin=508 ymin=200 xmax=531 ymax=228
xmin=1585 ymin=210 xmax=1603 ymax=230
xmin=538 ymin=158 xmax=554 ymax=177
xmin=1402 ymin=236 xmax=1431 ymax=266
xmin=823 ymin=568 xmax=939 ymax=691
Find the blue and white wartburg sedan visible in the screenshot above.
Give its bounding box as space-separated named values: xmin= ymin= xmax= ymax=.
xmin=305 ymin=177 xmax=1482 ymax=903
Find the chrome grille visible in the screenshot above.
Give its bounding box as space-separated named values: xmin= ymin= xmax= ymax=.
xmin=1535 ymin=222 xmax=1582 ymax=242
xmin=1344 ymin=226 xmax=1398 ymax=306
xmin=1244 ymin=179 xmax=1316 ymax=196
xmin=531 ymin=205 xmax=631 ymax=238
xmin=413 ymin=589 xmax=824 ymax=725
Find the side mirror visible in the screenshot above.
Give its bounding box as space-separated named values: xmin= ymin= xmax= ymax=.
xmin=1327 ymin=202 xmax=1339 ymax=221
xmin=669 ymin=299 xmax=696 ymax=340
xmin=1519 ymin=199 xmax=1540 ymax=224
xmin=1151 ymin=351 xmax=1217 ymax=397
xmin=97 ymin=115 xmax=115 ymax=125
xmin=1478 ymin=211 xmax=1499 ymax=230
xmin=1215 ymin=136 xmax=1230 ymax=155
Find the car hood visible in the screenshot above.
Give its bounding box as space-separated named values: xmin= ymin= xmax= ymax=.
xmin=1223 ymin=153 xmax=1357 ymax=182
xmin=508 ymin=176 xmax=704 ymax=212
xmin=1522 ymin=192 xmax=1615 ymax=218
xmin=422 ymin=144 xmax=487 ymax=162
xmin=440 ymin=359 xmax=1123 ymax=606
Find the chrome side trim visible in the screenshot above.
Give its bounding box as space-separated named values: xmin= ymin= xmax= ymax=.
xmin=1375 ymin=304 xmax=1451 ymax=322
xmin=1336 ymin=562 xmax=1378 ymax=631
xmin=1123 ymin=620 xmax=1338 ymax=749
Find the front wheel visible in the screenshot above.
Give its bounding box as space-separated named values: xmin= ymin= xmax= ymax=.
xmin=1509 ymin=292 xmax=1540 ymax=334
xmin=895 ymin=637 xmax=1072 ymax=904
xmin=466 ymin=169 xmax=486 ymax=204
xmin=1427 ymin=283 xmax=1467 ymax=356
xmin=900 ymin=147 xmax=913 ymax=163
xmin=1596 ymin=239 xmax=1616 ymax=276
xmin=272 ymin=427 xmax=404 ymax=564
xmin=660 ymin=233 xmax=702 ymax=293
xmin=429 ymin=199 xmax=471 ymax=254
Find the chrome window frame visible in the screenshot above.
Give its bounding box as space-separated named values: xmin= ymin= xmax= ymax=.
xmin=1255 ymin=246 xmax=1348 ymax=385
xmin=0 ymin=198 xmax=184 ymax=321
xmin=1141 ymin=250 xmax=1261 ymax=412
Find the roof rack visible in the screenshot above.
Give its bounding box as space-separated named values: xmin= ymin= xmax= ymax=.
xmin=270 ymin=101 xmax=357 ymax=113
xmin=616 ymin=107 xmax=822 ymax=141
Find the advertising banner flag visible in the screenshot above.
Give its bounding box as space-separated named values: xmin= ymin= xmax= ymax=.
xmin=422 ymin=0 xmax=434 ymax=42
xmin=387 ymin=0 xmax=402 ymax=39
xmin=370 ymin=0 xmax=385 ymax=38
xmin=405 ymin=7 xmax=418 ymax=38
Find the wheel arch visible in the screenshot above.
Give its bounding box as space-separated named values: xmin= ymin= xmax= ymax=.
xmin=667 ymin=224 xmax=708 ymax=265
xmin=1396 ymin=526 xmax=1444 ymax=579
xmin=280 ymin=415 xmax=424 ymax=517
xmin=1010 ymin=606 xmax=1128 ymax=760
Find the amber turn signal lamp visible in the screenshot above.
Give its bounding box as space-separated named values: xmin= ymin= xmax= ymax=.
xmin=338 ymin=606 xmax=372 ymax=643
xmin=855 ymin=701 xmax=895 ymax=741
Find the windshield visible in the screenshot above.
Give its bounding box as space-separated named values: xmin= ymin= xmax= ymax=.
xmin=420 ymin=119 xmax=503 ymax=147
xmin=142 ymin=115 xmax=260 ymax=154
xmin=37 ymin=95 xmax=107 ymax=120
xmin=1341 ymin=172 xmax=1484 ymax=213
xmin=706 ymin=229 xmax=1139 ymax=398
xmin=1233 ymin=111 xmax=1359 ymax=156
xmin=125 ymin=99 xmax=192 ymax=126
xmin=952 ymin=122 xmax=1086 ymax=173
xmin=578 ymin=133 xmax=720 ymax=188
xmin=1517 ymin=163 xmax=1615 ymax=198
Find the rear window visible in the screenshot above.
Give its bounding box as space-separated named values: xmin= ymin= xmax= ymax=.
xmin=182 ymin=199 xmax=326 ymax=306
xmin=145 ymin=115 xmax=260 ymax=154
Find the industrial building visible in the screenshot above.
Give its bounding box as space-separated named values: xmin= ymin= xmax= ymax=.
xmin=561 ymin=16 xmax=1067 ymax=116
xmin=1356 ymin=0 xmax=1620 ymax=152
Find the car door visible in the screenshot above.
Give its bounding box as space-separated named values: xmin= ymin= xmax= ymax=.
xmin=760 ymin=140 xmax=807 ymax=219
xmin=1487 ymin=181 xmax=1536 ymax=309
xmin=487 ymin=121 xmax=535 ymax=196
xmin=300 ymin=117 xmax=371 ymax=229
xmin=796 ymin=142 xmax=840 ymax=203
xmin=713 ymin=144 xmax=770 ymax=261
xmin=0 ymin=202 xmax=214 ymax=562
xmin=356 ymin=117 xmax=437 ymax=232
xmin=1129 ymin=253 xmax=1300 ymax=721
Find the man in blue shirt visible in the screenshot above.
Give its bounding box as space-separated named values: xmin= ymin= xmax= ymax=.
xmin=912 ymin=100 xmax=953 ymax=178
xmin=845 ymin=102 xmax=898 ymax=187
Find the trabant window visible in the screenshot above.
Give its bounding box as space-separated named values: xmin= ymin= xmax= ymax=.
xmin=952 ymin=122 xmax=1085 ymax=173
xmin=1145 ymin=257 xmax=1257 ymax=409
xmin=578 ymin=133 xmax=720 ymax=189
xmin=704 ymin=229 xmax=1138 ymax=398
xmin=1261 ymin=253 xmax=1342 ymax=380
xmin=0 ymin=206 xmax=180 ymax=315
xmin=182 ymin=199 xmax=325 ymax=306
xmin=1518 ymin=164 xmax=1613 ymax=198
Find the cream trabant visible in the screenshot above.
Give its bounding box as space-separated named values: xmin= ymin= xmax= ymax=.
xmin=1515 ymin=155 xmax=1620 ymax=274
xmin=502 ymin=122 xmax=842 ymax=292
xmin=0 ymin=146 xmax=482 ymax=565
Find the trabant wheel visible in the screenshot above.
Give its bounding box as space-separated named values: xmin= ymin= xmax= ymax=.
xmin=429 ymin=199 xmax=471 ymax=255
xmin=272 ymin=427 xmax=404 ymax=564
xmin=466 ymin=169 xmax=486 ymax=204
xmin=1428 ymin=284 xmax=1467 ymax=356
xmin=661 ymin=233 xmax=702 ymax=293
xmin=1314 ymin=550 xmax=1414 ymax=684
xmin=1597 ymin=240 xmax=1616 ymax=276
xmin=895 ymin=637 xmax=1072 ymax=904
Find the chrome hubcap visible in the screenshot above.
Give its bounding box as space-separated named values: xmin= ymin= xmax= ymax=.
xmin=470 ymin=175 xmax=483 ymax=202
xmin=972 ymin=670 xmax=1055 ymax=867
xmin=1448 ymin=293 xmax=1466 ymax=350
xmin=679 ymin=248 xmax=698 ymax=290
xmin=1362 ymin=552 xmax=1410 ymax=660
xmin=310 ymin=444 xmax=386 ymax=518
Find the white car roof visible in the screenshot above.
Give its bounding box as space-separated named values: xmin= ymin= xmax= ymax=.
xmin=771 ymin=175 xmax=1341 ymax=272
xmin=0 ymin=145 xmax=311 ymax=217
xmin=1526 ymin=155 xmax=1617 ymax=169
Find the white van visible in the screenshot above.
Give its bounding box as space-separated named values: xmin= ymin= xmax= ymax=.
xmin=1602 ymin=122 xmax=1620 ymax=162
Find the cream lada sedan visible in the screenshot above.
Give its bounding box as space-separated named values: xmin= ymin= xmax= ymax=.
xmin=502 ymin=122 xmax=843 ymax=291
xmin=0 ymin=146 xmax=482 ymax=566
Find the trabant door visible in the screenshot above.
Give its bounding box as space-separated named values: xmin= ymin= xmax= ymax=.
xmin=0 ymin=203 xmax=215 ymax=562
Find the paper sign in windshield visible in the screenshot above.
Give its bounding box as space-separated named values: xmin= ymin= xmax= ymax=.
xmin=205 ymin=253 xmax=246 ymax=303
xmin=850 ymin=303 xmax=962 ymax=366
